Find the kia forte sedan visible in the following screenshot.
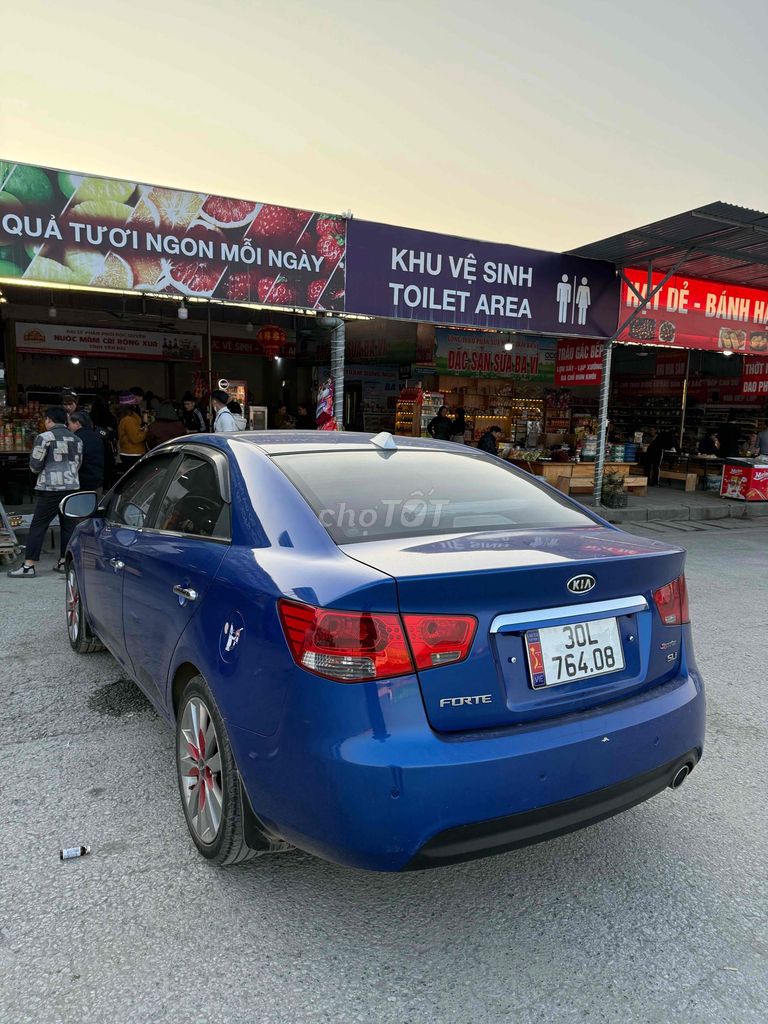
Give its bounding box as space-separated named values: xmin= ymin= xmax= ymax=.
xmin=62 ymin=432 xmax=705 ymax=871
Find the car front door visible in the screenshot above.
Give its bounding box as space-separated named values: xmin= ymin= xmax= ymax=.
xmin=81 ymin=454 xmax=179 ymax=665
xmin=121 ymin=448 xmax=231 ymax=706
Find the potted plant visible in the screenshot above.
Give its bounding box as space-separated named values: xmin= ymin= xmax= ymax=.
xmin=601 ymin=471 xmax=628 ymax=508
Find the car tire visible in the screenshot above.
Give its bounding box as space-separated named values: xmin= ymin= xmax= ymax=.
xmin=66 ymin=562 xmax=105 ymax=654
xmin=175 ymin=674 xmax=257 ymax=866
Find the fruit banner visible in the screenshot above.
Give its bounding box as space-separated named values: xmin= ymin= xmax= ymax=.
xmin=620 ymin=269 xmax=768 ymax=352
xmin=15 ymin=322 xmax=202 ymax=361
xmin=0 ymin=161 xmax=346 ymax=311
xmin=344 ymin=220 xmax=620 ymax=337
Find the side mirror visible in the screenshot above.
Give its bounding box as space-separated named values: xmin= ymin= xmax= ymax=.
xmin=60 ymin=491 xmax=99 ymax=519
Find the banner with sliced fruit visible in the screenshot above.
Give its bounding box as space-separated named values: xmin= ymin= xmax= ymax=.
xmin=0 ymin=161 xmax=347 ymax=311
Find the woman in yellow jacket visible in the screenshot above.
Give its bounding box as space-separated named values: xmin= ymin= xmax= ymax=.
xmin=117 ymin=394 xmax=147 ymax=471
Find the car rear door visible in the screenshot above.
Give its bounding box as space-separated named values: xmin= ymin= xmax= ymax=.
xmin=121 ymin=447 xmax=231 ymax=706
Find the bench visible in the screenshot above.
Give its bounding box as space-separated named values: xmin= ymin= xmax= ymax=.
xmin=556 ymin=473 xmax=648 ymax=497
xmin=659 ymin=470 xmax=697 ymax=492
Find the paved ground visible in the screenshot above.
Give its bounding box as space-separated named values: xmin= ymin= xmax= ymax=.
xmin=1 ymin=520 xmax=767 ymax=1024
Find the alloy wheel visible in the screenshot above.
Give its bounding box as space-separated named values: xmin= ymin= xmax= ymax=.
xmin=178 ymin=696 xmax=224 ymax=844
xmin=66 ymin=568 xmax=80 ymax=644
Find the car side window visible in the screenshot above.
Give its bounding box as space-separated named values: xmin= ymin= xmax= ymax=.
xmin=108 ymin=456 xmax=177 ymax=529
xmin=155 ymin=454 xmax=230 ymax=540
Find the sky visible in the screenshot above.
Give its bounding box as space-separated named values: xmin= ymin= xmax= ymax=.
xmin=2 ymin=0 xmax=766 ymax=253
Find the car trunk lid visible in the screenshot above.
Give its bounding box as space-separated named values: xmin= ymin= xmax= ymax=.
xmin=341 ymin=527 xmax=687 ymax=732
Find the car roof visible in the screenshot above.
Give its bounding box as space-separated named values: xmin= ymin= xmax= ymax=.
xmin=186 ymin=430 xmax=463 ymax=456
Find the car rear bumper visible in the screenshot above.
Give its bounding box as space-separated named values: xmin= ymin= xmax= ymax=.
xmin=404 ymin=747 xmax=700 ymax=869
xmin=232 ymin=668 xmax=705 ymax=872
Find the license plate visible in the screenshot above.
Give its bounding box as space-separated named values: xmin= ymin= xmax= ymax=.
xmin=525 ymin=618 xmax=624 ymax=689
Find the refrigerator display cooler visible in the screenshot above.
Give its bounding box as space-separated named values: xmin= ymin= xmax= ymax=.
xmin=720 ymin=459 xmax=768 ymax=502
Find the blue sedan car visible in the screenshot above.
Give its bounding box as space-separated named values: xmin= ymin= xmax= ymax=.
xmin=62 ymin=431 xmax=705 ymax=871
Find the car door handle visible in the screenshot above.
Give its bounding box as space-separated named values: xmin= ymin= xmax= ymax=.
xmin=173 ymin=585 xmax=198 ymax=602
xmin=109 ymin=558 xmax=125 ymax=570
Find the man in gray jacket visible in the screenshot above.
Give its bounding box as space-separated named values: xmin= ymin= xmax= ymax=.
xmin=7 ymin=406 xmax=83 ymax=579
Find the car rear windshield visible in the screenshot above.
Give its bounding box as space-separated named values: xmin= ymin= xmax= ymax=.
xmin=272 ymin=449 xmax=596 ymax=543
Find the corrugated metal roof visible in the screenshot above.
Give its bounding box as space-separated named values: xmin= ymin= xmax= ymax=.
xmin=568 ymin=202 xmax=768 ymax=289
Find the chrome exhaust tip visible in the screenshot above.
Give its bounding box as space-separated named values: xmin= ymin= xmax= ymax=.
xmin=670 ymin=763 xmax=692 ymax=789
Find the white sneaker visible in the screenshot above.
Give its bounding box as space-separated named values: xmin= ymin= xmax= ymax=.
xmin=7 ymin=564 xmax=36 ymax=579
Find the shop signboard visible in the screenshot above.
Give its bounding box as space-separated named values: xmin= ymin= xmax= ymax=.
xmin=15 ymin=321 xmax=202 ymax=361
xmin=620 ymin=269 xmax=768 ymax=352
xmin=554 ymin=339 xmax=604 ymax=386
xmin=345 ymin=220 xmax=620 ymax=337
xmin=434 ymin=329 xmax=543 ymax=379
xmin=212 ymin=336 xmax=296 ymax=358
xmin=298 ymin=333 xmax=416 ymax=363
xmin=613 ymin=378 xmax=681 ymax=399
xmin=655 ymin=351 xmax=688 ymax=376
xmin=0 ymin=160 xmax=346 ymax=310
xmin=741 ymin=355 xmax=768 ymax=398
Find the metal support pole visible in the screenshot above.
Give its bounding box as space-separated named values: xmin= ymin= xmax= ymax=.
xmin=591 ymin=255 xmax=695 ymax=507
xmin=678 ymin=350 xmax=691 ymax=450
xmin=206 ymin=301 xmax=213 ymax=425
xmin=321 ymin=315 xmax=346 ymax=428
xmin=593 ymin=340 xmax=613 ymax=507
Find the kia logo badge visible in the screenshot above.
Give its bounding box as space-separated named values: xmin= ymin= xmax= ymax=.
xmin=567 ymin=574 xmax=596 ymax=594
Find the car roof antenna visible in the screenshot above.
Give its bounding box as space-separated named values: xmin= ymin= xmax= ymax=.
xmin=369 ymin=431 xmax=397 ymax=451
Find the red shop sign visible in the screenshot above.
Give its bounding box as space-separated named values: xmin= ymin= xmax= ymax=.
xmin=554 ymin=339 xmax=603 ymax=386
xmin=620 ymin=270 xmax=768 ymax=352
xmin=741 ymin=355 xmax=768 ymax=398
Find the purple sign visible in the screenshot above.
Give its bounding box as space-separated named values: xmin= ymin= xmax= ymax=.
xmin=345 ymin=220 xmax=620 ymax=338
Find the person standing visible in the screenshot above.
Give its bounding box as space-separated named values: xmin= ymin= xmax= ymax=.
xmin=646 ymin=429 xmax=678 ymax=486
xmin=180 ymin=392 xmax=207 ymax=433
xmin=89 ymin=397 xmax=118 ymax=488
xmin=227 ymin=401 xmax=247 ymax=430
xmin=450 ymin=407 xmax=467 ymax=444
xmin=61 ymin=390 xmax=79 ymax=418
xmin=67 ymin=410 xmax=105 ymax=496
xmin=7 ymin=406 xmax=82 ymax=579
xmin=144 ymin=390 xmax=161 ymax=414
xmin=211 ymin=390 xmax=238 ymax=433
xmin=427 ymin=405 xmax=453 ymax=441
xmin=117 ymin=393 xmax=147 ymax=470
xmin=756 ymin=426 xmax=768 ymax=457
xmin=146 ymin=401 xmax=186 ymax=448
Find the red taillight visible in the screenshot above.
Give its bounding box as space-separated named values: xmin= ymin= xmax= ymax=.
xmin=278 ymin=600 xmax=413 ymax=682
xmin=402 ymin=614 xmax=477 ymax=671
xmin=653 ymin=575 xmax=690 ymax=626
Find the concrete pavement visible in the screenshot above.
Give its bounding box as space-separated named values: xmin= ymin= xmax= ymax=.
xmin=1 ymin=521 xmax=766 ymax=1024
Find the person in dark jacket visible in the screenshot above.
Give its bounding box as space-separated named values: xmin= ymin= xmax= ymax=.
xmin=477 ymin=425 xmax=503 ymax=455
xmin=89 ymin=398 xmax=118 ymax=488
xmin=181 ymin=392 xmax=207 ymax=433
xmin=7 ymin=406 xmax=82 ymax=579
xmin=67 ymin=411 xmax=105 ymax=495
xmin=147 ymin=401 xmax=185 ymax=448
xmin=295 ymin=402 xmax=315 ymax=429
xmin=698 ymin=429 xmax=721 ymax=456
xmin=450 ymin=407 xmax=467 ymax=443
xmin=427 ymin=406 xmax=453 ymax=441
xmin=645 ymin=429 xmax=678 ymax=486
